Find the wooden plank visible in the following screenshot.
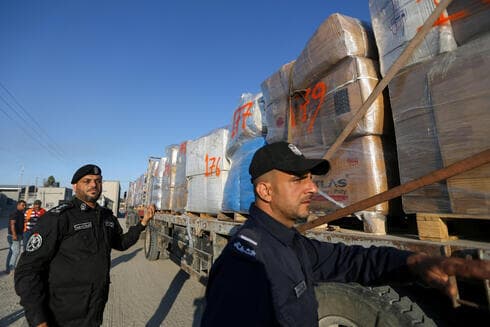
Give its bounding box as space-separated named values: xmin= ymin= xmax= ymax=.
xmin=416 ymin=214 xmax=450 ymax=241
xmin=297 ymin=149 xmax=490 ymax=233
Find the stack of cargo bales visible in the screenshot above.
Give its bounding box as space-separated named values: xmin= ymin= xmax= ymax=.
xmin=261 ymin=61 xmax=295 ymax=143
xmin=223 ymin=93 xmax=267 ymax=213
xmin=261 ymin=14 xmax=377 ymax=145
xmin=276 ymin=13 xmax=394 ymax=219
xmin=161 ymin=145 xmax=179 ymax=211
xmin=389 ymin=33 xmax=490 ymax=215
xmin=186 ymin=128 xmax=231 ymax=214
xmin=172 ymin=141 xmax=188 ymax=213
xmin=126 ymin=181 xmax=135 ymax=208
xmin=134 ymin=174 xmax=145 ymax=206
xmin=386 ymin=0 xmax=490 ymax=214
xmin=144 ymin=158 xmax=159 ymax=206
xmin=369 ymin=0 xmax=490 ymax=77
xmin=149 ymin=157 xmax=167 ymax=210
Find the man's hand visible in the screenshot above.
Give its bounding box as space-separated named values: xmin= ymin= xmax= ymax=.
xmin=12 ymin=234 xmax=18 ymax=241
xmin=407 ymin=253 xmax=490 ymax=297
xmin=141 ymin=204 xmax=156 ymax=226
xmin=37 ymin=322 xmax=48 ymax=327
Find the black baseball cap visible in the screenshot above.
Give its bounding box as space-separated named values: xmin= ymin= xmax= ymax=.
xmin=71 ymin=164 xmax=102 ymax=184
xmin=249 ymin=142 xmax=330 ymax=181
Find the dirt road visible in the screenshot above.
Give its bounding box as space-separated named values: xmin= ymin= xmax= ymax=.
xmin=0 ymin=216 xmax=206 ymax=327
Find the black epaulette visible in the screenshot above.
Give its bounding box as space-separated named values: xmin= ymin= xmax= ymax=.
xmin=230 ymin=229 xmax=260 ymax=261
xmin=48 ymin=202 xmax=74 ymax=215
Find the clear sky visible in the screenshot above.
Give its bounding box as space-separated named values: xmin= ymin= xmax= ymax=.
xmin=0 ymin=0 xmax=370 ymax=192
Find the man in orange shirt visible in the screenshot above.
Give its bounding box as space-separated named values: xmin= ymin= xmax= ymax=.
xmin=23 ymin=200 xmax=46 ymax=251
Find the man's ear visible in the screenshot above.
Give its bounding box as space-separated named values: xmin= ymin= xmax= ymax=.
xmin=255 ymin=181 xmax=272 ymax=203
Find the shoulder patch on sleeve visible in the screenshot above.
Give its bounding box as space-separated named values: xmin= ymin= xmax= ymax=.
xmin=48 ymin=202 xmax=74 ymax=215
xmin=230 ymin=228 xmax=260 ymax=259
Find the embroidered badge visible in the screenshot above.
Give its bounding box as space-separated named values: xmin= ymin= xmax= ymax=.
xmin=288 ymin=143 xmax=303 ymax=156
xmin=26 ymin=233 xmax=43 ymax=252
xmin=294 ymin=280 xmax=307 ymax=298
xmin=80 ymin=203 xmax=88 ymax=211
xmin=233 ymin=241 xmax=256 ymax=257
xmin=104 ymin=221 xmax=114 ymax=228
xmin=74 ymin=222 xmax=92 ymax=231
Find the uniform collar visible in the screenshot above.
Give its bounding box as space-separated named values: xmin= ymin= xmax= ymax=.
xmin=72 ymin=197 xmax=98 ymax=212
xmin=249 ymin=204 xmax=297 ymax=246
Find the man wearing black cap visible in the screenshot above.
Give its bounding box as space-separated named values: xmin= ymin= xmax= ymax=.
xmin=201 ymin=142 xmax=490 ymax=327
xmin=14 ymin=164 xmax=155 ymax=327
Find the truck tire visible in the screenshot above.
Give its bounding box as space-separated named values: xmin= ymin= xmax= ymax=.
xmin=144 ymin=225 xmax=160 ymax=261
xmin=316 ymin=283 xmax=436 ymax=327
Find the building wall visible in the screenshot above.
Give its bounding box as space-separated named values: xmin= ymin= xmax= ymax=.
xmin=36 ymin=187 xmax=73 ymax=210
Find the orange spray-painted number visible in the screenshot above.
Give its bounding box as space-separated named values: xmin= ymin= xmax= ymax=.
xmin=415 ymin=0 xmax=482 ymax=30
xmin=205 ymin=154 xmax=221 ymax=177
xmin=290 ymin=81 xmax=327 ymax=133
xmin=231 ymin=101 xmax=254 ymax=138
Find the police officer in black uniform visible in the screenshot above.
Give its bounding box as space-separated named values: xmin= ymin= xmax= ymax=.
xmin=201 ymin=142 xmax=490 ymax=327
xmin=15 ymin=164 xmax=155 ymax=327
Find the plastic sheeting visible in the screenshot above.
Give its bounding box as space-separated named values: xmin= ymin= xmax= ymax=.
xmin=289 ymin=56 xmax=387 ymax=151
xmin=222 ymin=137 xmax=266 ymax=213
xmin=389 ymin=33 xmax=490 ymax=214
xmin=226 ymin=93 xmax=266 ymax=158
xmin=369 ymin=0 xmax=457 ymax=76
xmin=261 ymin=61 xmax=295 ymax=144
xmin=172 ymin=141 xmax=188 ymax=213
xmin=186 ymin=128 xmax=231 ymax=214
xmin=292 ymin=13 xmax=376 ymax=90
xmin=161 ymin=144 xmax=179 ymax=210
xmin=305 ymin=136 xmax=395 ymax=216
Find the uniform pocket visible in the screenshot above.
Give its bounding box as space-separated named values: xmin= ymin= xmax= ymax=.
xmin=49 ymin=284 xmax=92 ymax=323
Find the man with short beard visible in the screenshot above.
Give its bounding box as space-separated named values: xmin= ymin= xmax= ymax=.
xmin=15 ymin=164 xmax=155 ymax=327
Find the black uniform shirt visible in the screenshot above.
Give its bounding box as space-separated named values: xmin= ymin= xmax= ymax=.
xmin=14 ymin=198 xmax=146 ymax=327
xmin=8 ymin=209 xmax=25 ymax=235
xmin=202 ymin=205 xmax=414 ymax=327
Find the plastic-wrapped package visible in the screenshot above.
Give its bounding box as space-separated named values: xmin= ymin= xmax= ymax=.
xmin=389 ymin=33 xmax=490 ymax=214
xmin=149 ymin=157 xmax=167 ymax=210
xmin=261 ymin=61 xmax=295 ymax=144
xmin=448 ymin=0 xmax=490 ymax=46
xmin=226 ymin=93 xmax=266 ymax=158
xmin=222 ymin=137 xmax=266 ymax=213
xmin=289 ymin=56 xmax=387 ymax=150
xmin=161 ymin=144 xmax=179 ymax=210
xmin=186 ymin=128 xmax=231 ymax=214
xmin=172 ymin=141 xmax=188 ymax=213
xmin=369 ymin=0 xmax=457 ymax=76
xmin=429 ymin=34 xmax=490 ymax=215
xmin=292 ymin=13 xmax=376 ymax=89
xmin=302 ymin=136 xmax=395 ymax=216
xmin=134 ymin=174 xmax=145 ymax=206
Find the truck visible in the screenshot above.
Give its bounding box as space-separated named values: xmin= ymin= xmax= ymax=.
xmin=126 ymin=1 xmax=490 ymax=325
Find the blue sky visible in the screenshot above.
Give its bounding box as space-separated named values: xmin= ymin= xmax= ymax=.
xmin=0 ymin=0 xmax=370 ymax=192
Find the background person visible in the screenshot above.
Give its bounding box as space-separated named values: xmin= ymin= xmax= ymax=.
xmin=15 ymin=164 xmax=155 ymax=327
xmin=5 ymin=200 xmax=26 ymax=274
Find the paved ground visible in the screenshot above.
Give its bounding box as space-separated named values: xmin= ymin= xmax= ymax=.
xmin=0 ymin=215 xmax=206 ymax=327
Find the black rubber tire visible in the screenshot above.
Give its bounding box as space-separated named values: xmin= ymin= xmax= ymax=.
xmin=144 ymin=225 xmax=160 ymax=261
xmin=316 ymin=283 xmax=436 ymax=327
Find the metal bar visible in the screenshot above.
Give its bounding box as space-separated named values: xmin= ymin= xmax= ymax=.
xmin=298 ymin=149 xmax=490 ymax=233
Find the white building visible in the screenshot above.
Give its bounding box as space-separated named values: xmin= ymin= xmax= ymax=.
xmin=36 ymin=187 xmax=73 ymax=210
xmin=98 ymin=180 xmax=121 ymax=215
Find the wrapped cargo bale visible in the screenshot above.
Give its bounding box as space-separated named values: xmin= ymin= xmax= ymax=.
xmin=292 ymin=13 xmax=376 ymax=89
xmin=186 ymin=128 xmax=231 ymax=214
xmin=447 ymin=0 xmax=490 ymax=46
xmin=304 ymin=136 xmax=396 ymax=216
xmin=429 ymin=34 xmax=490 ymax=215
xmin=134 ymin=174 xmax=145 ymax=206
xmin=389 ymin=33 xmax=490 ymax=215
xmin=223 ymin=137 xmax=266 ymax=213
xmin=172 ymin=141 xmax=188 ymax=213
xmin=389 ymin=59 xmax=450 ymax=213
xmin=226 ymin=93 xmax=266 ymax=158
xmin=261 ymin=61 xmax=295 ymax=144
xmin=289 ymin=56 xmax=388 ymax=150
xmin=161 ymin=144 xmax=179 ymax=210
xmin=144 ymin=157 xmax=161 ymax=207
xmin=369 ymin=0 xmax=457 ymax=76
xmin=150 ymin=157 xmax=167 ymax=210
